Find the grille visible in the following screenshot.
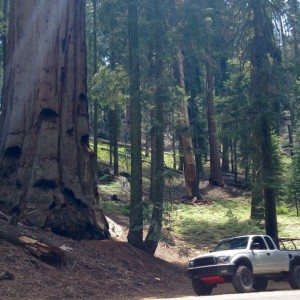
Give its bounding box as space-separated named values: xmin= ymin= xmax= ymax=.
xmin=193 ymin=257 xmax=216 ymax=267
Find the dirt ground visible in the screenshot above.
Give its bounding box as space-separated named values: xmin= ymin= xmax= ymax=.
xmin=0 ymin=215 xmax=195 ymax=300
xmin=0 ymin=182 xmax=292 ymax=300
xmin=0 ymin=219 xmax=291 ymax=300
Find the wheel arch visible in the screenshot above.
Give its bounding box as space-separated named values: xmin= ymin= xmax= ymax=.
xmin=289 ymin=256 xmax=300 ymax=271
xmin=233 ymin=257 xmax=253 ymax=272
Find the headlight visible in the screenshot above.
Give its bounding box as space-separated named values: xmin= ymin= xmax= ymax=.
xmin=217 ymin=256 xmax=231 ymax=264
xmin=188 ymin=260 xmax=194 ymax=267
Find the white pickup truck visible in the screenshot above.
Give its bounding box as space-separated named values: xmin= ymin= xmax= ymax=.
xmin=187 ymin=235 xmax=300 ymax=296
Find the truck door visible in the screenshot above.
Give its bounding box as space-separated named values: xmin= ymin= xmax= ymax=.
xmin=250 ymin=236 xmax=274 ymax=274
xmin=263 ymin=236 xmax=290 ymax=272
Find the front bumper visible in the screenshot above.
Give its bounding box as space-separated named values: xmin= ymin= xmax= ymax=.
xmin=187 ymin=263 xmax=236 ymax=279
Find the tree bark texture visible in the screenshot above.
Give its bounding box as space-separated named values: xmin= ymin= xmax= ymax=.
xmin=92 ymin=0 xmax=99 ymax=169
xmin=174 ymin=48 xmax=199 ymax=199
xmin=143 ymin=0 xmax=165 ymax=254
xmin=0 ymin=0 xmax=109 ymax=240
xmin=127 ymin=0 xmax=144 ymax=249
xmin=1 ymin=0 xmax=8 ymax=73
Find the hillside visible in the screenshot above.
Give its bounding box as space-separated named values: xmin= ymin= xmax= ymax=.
xmin=0 ymin=231 xmax=192 ymax=300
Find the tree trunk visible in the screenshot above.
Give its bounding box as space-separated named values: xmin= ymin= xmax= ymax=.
xmin=143 ymin=0 xmax=165 ymax=255
xmin=92 ymin=0 xmax=99 ymax=177
xmin=221 ymin=134 xmax=230 ymax=173
xmin=250 ymin=130 xmax=264 ymax=219
xmin=261 ymin=118 xmax=278 ymax=239
xmin=174 ymin=48 xmax=200 ymax=199
xmin=108 ymin=51 xmax=120 ymax=176
xmin=127 ymin=0 xmax=143 ymax=249
xmin=248 ymin=0 xmax=278 ymax=241
xmin=0 ymin=0 xmax=109 ymax=240
xmin=206 ymin=58 xmax=224 ymax=187
xmin=1 ymin=0 xmax=8 ymax=74
xmin=149 ymin=110 xmax=156 ymax=203
xmin=172 ymin=130 xmax=177 ymax=170
xmin=109 ymin=107 xmax=119 ymax=176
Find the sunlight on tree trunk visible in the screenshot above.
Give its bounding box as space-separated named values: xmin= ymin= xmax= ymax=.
xmin=174 ymin=48 xmax=200 ymax=199
xmin=127 ymin=0 xmax=143 ymax=249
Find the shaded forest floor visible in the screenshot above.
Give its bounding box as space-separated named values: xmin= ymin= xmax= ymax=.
xmin=0 ymin=181 xmax=291 ymax=300
xmin=0 ymin=215 xmax=194 ymax=300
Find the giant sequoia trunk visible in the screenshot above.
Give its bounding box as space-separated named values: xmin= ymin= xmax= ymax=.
xmin=0 ymin=0 xmax=109 ymax=240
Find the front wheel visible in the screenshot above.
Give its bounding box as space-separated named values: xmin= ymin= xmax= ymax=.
xmin=232 ymin=265 xmax=253 ymax=293
xmin=192 ymin=278 xmax=213 ymax=296
xmin=289 ymin=265 xmax=300 ymax=289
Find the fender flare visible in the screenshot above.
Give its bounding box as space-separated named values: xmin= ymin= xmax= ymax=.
xmin=233 ymin=257 xmax=253 ymax=272
xmin=289 ymin=256 xmax=300 ymax=271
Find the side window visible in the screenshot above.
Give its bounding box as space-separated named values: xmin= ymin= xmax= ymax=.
xmin=264 ymin=236 xmax=276 ymax=250
xmin=252 ymin=236 xmax=267 ymax=250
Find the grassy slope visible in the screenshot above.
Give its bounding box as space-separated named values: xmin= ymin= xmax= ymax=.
xmin=98 ymin=145 xmax=300 ymax=254
xmin=101 ymin=182 xmax=300 ymax=253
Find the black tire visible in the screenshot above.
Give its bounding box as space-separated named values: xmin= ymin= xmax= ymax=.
xmin=192 ymin=278 xmax=213 ymax=296
xmin=289 ymin=265 xmax=300 ymax=289
xmin=232 ymin=265 xmax=253 ymax=293
xmin=253 ymin=277 xmax=268 ymax=291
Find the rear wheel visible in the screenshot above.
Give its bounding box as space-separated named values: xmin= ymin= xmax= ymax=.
xmin=253 ymin=277 xmax=268 ymax=291
xmin=232 ymin=265 xmax=253 ymax=293
xmin=289 ymin=265 xmax=300 ymax=289
xmin=192 ymin=278 xmax=213 ymax=296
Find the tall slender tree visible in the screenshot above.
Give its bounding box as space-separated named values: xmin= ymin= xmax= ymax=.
xmin=127 ymin=0 xmax=144 ymax=249
xmin=174 ymin=48 xmax=200 ymax=199
xmin=172 ymin=0 xmax=200 ymax=199
xmin=143 ymin=0 xmax=165 ymax=255
xmin=248 ymin=0 xmax=280 ymax=240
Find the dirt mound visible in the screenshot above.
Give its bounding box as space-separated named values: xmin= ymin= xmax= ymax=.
xmin=0 ymin=222 xmax=193 ymax=300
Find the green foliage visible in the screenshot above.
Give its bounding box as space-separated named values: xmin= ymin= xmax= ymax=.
xmin=91 ymin=65 xmax=128 ymax=109
xmin=272 ymin=133 xmax=290 ymax=204
xmin=83 ymin=0 xmax=300 ymax=248
xmin=164 ymin=198 xmax=262 ymax=250
xmin=225 ymin=209 xmax=239 ymax=224
xmin=102 ymin=201 xmax=131 ymax=216
xmin=288 ymin=138 xmax=300 ymax=214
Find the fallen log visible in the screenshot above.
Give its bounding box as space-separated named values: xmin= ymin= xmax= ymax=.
xmin=0 ymin=218 xmax=72 ymax=260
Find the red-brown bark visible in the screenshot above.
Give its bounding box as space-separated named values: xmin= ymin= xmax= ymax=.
xmin=0 ymin=0 xmax=109 ymax=240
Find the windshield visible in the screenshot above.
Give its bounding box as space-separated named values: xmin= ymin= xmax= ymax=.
xmin=213 ymin=237 xmax=249 ymax=252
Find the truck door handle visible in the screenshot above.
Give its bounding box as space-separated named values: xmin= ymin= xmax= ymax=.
xmin=267 ymin=253 xmax=270 ymax=256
